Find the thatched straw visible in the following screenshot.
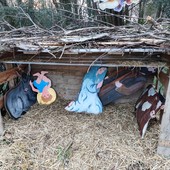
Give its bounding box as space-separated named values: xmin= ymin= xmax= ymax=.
xmin=0 ymin=98 xmax=170 ymax=170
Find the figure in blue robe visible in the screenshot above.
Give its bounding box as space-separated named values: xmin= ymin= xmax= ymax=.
xmin=65 ymin=66 xmax=107 ymax=114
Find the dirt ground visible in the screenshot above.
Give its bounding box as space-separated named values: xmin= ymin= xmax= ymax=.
xmin=0 ymin=98 xmax=170 ymax=170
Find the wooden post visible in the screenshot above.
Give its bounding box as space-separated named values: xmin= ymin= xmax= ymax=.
xmin=0 ymin=95 xmax=4 ymax=136
xmin=157 ymin=71 xmax=170 ymax=157
xmin=0 ymin=110 xmax=3 ymax=136
xmin=0 ymin=96 xmax=4 ymax=136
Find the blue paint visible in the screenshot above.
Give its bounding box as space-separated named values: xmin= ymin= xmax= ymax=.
xmin=33 ymin=80 xmax=49 ymax=93
xmin=65 ymin=66 xmax=107 ymax=114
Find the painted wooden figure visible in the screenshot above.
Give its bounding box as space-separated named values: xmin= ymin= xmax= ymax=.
xmin=30 ymin=71 xmax=56 ymax=105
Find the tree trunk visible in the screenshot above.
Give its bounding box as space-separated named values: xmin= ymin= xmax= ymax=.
xmin=105 ymin=10 xmax=124 ymax=26
xmin=138 ymin=0 xmax=146 ymax=24
xmin=62 ymin=0 xmax=72 ymax=16
xmin=156 ymin=2 xmax=163 ymax=18
xmin=27 ymin=0 xmax=35 ymax=22
xmin=73 ymin=0 xmax=78 ymax=16
xmin=124 ymin=5 xmax=129 ymax=24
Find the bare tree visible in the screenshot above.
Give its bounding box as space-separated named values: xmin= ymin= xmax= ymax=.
xmin=138 ymin=0 xmax=146 ymax=23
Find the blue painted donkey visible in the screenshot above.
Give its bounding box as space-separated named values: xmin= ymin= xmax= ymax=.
xmin=4 ymin=72 xmax=37 ymax=119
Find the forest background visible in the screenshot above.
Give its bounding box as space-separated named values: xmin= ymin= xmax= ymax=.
xmin=0 ymin=0 xmax=170 ymax=31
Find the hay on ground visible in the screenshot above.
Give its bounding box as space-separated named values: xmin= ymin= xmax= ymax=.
xmin=0 ymin=98 xmax=170 ymax=170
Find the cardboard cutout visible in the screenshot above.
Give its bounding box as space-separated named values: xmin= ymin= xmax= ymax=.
xmin=4 ymin=73 xmax=37 ymax=119
xmin=65 ymin=66 xmax=107 ymax=114
xmin=94 ymin=0 xmax=139 ymax=12
xmin=30 ymin=71 xmax=56 ymax=105
xmin=135 ymin=85 xmax=165 ymax=138
xmin=99 ymin=71 xmax=146 ymax=105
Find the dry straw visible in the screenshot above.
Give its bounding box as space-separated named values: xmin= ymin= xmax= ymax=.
xmin=0 ymin=98 xmax=170 ymax=170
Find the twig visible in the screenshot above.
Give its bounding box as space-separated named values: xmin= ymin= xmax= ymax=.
xmin=2 ymin=18 xmax=16 ymax=30
xmin=37 ymin=43 xmax=56 ymax=58
xmin=17 ymin=7 xmax=39 ymax=28
xmin=149 ymin=33 xmax=170 ymax=41
xmin=59 ymin=44 xmax=66 ymax=59
xmin=49 ymin=24 xmax=66 ymax=34
xmin=64 ymin=26 xmax=114 ymax=35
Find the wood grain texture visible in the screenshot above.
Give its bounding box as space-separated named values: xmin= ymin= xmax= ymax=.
xmin=157 ymin=71 xmax=170 ymax=157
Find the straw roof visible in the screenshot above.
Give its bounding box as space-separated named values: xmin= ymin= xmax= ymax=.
xmin=0 ymin=17 xmax=170 ymax=67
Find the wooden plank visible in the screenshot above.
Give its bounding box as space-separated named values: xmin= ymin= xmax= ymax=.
xmin=96 ymin=39 xmax=165 ymax=46
xmin=157 ymin=70 xmax=170 ymax=157
xmin=31 ymin=65 xmax=88 ymax=72
xmin=159 ymin=71 xmax=169 ymax=96
xmin=65 ymin=48 xmax=166 ymax=54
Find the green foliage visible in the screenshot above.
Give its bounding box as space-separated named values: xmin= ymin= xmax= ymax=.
xmin=152 ymin=0 xmax=170 ymax=17
xmin=145 ymin=3 xmax=156 ymax=17
xmin=0 ymin=7 xmax=19 ymax=28
xmin=33 ymin=8 xmax=57 ymax=28
xmin=0 ymin=0 xmax=169 ymax=30
xmin=0 ymin=4 xmax=36 ymax=28
xmin=0 ymin=5 xmax=60 ymax=29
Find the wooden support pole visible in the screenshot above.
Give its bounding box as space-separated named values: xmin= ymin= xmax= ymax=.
xmin=0 ymin=96 xmax=4 ymax=136
xmin=157 ymin=70 xmax=170 ymax=157
xmin=0 ymin=110 xmax=3 ymax=136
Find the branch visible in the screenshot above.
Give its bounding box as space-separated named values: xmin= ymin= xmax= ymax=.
xmin=17 ymin=6 xmax=39 ymax=28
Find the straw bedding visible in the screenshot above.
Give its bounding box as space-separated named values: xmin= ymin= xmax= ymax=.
xmin=0 ymin=98 xmax=170 ymax=170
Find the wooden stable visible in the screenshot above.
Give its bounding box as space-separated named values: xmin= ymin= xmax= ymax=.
xmin=0 ymin=24 xmax=170 ymax=157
